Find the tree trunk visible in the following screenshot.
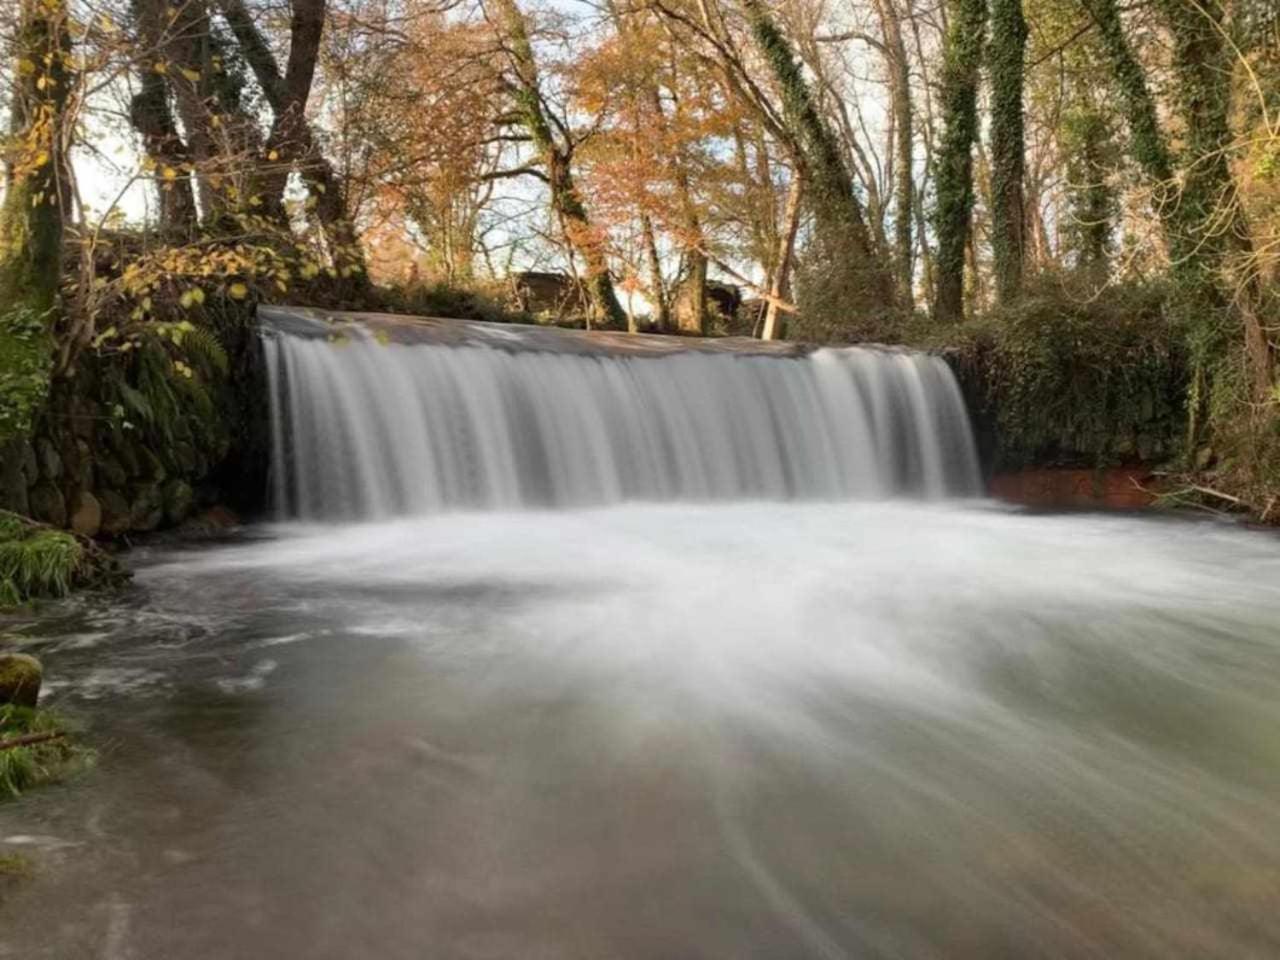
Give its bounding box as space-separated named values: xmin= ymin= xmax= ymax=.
xmin=0 ymin=0 xmax=70 ymax=442
xmin=740 ymin=0 xmax=893 ymax=314
xmin=129 ymin=0 xmax=198 ymax=234
xmin=874 ymin=0 xmax=916 ymax=303
xmin=762 ymin=175 xmax=803 ymax=341
xmin=989 ymin=0 xmax=1027 ymax=303
xmin=932 ymin=0 xmax=986 ymax=323
xmin=217 ymin=0 xmax=366 ymax=282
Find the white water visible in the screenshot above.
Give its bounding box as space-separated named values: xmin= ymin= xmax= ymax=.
xmin=262 ymin=330 xmax=980 ymax=518
xmin=8 ymin=502 xmax=1280 ymax=958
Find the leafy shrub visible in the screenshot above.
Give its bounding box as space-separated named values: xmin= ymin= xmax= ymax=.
xmin=943 ymin=278 xmax=1186 ymax=467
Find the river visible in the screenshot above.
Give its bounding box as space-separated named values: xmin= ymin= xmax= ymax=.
xmin=4 ymin=500 xmax=1280 ymax=958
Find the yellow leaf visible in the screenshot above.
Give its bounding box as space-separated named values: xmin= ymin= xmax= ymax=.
xmin=228 ymin=282 xmax=249 ymax=300
xmin=267 ymin=150 xmax=279 ymax=162
xmin=16 ymin=59 xmax=35 ymax=76
xmin=162 ymin=166 xmax=177 ymax=181
xmin=153 ymin=60 xmax=168 ymax=74
xmin=181 ymin=68 xmax=200 ymax=83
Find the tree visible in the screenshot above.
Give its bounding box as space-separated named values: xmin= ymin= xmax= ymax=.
xmin=486 ymin=0 xmax=626 ymax=328
xmin=988 ymin=0 xmax=1027 ymax=302
xmin=932 ymin=0 xmax=986 ymax=322
xmin=740 ymin=0 xmax=893 ymax=329
xmin=1 ymin=0 xmax=71 ymax=442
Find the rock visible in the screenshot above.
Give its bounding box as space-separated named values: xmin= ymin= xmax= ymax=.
xmin=116 ymin=442 xmax=141 ymax=479
xmin=27 ymin=484 xmax=67 ymax=528
xmin=99 ymin=490 xmax=132 ymax=537
xmin=96 ymin=456 xmax=128 ymax=490
xmin=70 ymin=402 xmax=96 ymax=440
xmin=69 ymin=491 xmax=102 ymax=538
xmin=74 ymin=440 xmax=94 ymax=488
xmin=177 ymin=504 xmax=240 ymax=538
xmin=138 ymin=446 xmax=167 ymax=483
xmin=36 ymin=438 xmax=63 ymax=482
xmin=0 ymin=654 xmax=42 ymax=708
xmin=0 ymin=441 xmax=29 ymax=516
xmin=172 ymin=442 xmax=197 ymax=475
xmin=20 ymin=442 xmax=38 ymax=486
xmin=162 ymin=480 xmax=194 ymax=525
xmin=130 ymin=484 xmax=164 ymax=532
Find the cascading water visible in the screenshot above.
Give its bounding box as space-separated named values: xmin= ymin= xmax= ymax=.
xmin=260 ymin=309 xmax=980 ymax=519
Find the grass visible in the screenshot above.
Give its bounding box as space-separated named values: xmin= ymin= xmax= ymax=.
xmin=0 ymin=511 xmax=83 ymax=607
xmin=0 ymin=702 xmax=79 ymax=799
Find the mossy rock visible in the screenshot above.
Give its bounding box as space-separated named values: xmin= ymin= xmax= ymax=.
xmin=68 ymin=491 xmax=102 ymax=538
xmin=129 ymin=484 xmax=164 ymax=532
xmin=36 ymin=438 xmax=62 ymax=482
xmin=0 ymin=654 xmax=41 ymax=708
xmin=27 ymin=484 xmax=66 ymax=528
xmin=95 ymin=456 xmax=128 ymax=490
xmin=99 ymin=490 xmax=131 ymax=536
xmin=162 ymin=480 xmax=194 ymax=525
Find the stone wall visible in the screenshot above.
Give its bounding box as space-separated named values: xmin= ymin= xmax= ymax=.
xmin=0 ymin=306 xmax=267 ymax=539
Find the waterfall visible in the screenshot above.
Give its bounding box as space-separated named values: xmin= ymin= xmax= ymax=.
xmin=261 ymin=310 xmax=981 ymax=519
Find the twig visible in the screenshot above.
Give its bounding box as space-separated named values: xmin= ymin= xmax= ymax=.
xmin=0 ymin=731 xmax=66 ymax=752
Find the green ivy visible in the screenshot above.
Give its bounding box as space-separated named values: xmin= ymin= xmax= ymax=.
xmin=932 ymin=0 xmax=987 ymax=322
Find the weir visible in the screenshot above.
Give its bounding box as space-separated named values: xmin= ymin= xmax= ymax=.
xmin=259 ymin=306 xmax=981 ymax=519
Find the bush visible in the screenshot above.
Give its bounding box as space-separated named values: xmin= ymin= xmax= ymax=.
xmin=378 ymin=279 xmax=534 ymax=325
xmin=941 ymin=278 xmax=1187 ymax=468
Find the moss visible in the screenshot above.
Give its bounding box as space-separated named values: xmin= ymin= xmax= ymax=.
xmin=0 ymin=511 xmax=83 ymax=606
xmin=0 ymin=655 xmax=42 ymax=709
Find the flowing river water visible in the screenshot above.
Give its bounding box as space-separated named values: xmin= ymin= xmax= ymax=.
xmin=4 ymin=503 xmax=1280 ymax=958
xmin=4 ymin=324 xmax=1280 ymax=957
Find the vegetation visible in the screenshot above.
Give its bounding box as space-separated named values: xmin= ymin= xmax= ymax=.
xmin=943 ymin=279 xmax=1184 ymax=468
xmin=0 ymin=702 xmax=79 ymax=798
xmin=0 ymin=510 xmax=81 ymax=604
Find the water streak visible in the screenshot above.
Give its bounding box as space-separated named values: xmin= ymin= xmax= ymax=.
xmin=263 ymin=327 xmax=980 ymax=519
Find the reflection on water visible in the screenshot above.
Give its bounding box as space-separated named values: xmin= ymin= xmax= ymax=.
xmin=4 ymin=501 xmax=1280 ymax=958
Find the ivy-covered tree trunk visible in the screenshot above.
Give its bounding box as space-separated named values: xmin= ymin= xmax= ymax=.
xmin=932 ymin=0 xmax=986 ymax=322
xmin=741 ymin=0 xmax=893 ymax=316
xmin=488 ymin=0 xmax=625 ymax=329
xmin=1080 ymin=0 xmax=1178 ymax=244
xmin=1 ymin=0 xmax=70 ymax=445
xmin=989 ymin=0 xmax=1027 ymax=303
xmin=1085 ymin=0 xmax=1272 ymax=419
xmin=1062 ymin=105 xmax=1114 ymax=270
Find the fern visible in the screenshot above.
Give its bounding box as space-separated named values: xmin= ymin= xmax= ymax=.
xmin=181 ymin=325 xmax=229 ymax=377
